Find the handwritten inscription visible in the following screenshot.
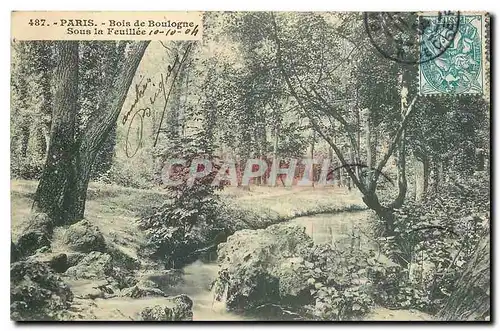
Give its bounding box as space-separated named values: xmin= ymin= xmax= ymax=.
xmin=122 ymin=43 xmax=193 ymax=158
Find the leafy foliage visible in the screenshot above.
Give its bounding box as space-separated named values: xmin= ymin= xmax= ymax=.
xmin=11 ymin=41 xmax=54 ymax=179
xmin=299 ymin=244 xmax=381 ymax=320
xmin=374 ymin=173 xmax=489 ymax=313
xmin=138 ymin=132 xmax=225 ymax=266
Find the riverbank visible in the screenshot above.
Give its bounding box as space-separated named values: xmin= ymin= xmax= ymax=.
xmin=11 ymin=179 xmax=367 ymax=320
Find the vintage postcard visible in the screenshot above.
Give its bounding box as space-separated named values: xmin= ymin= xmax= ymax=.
xmin=10 ymin=11 xmax=490 ymax=321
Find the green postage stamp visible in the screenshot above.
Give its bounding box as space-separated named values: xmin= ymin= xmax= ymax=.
xmin=419 ymin=13 xmax=487 ymax=95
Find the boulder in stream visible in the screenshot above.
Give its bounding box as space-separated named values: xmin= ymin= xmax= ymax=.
xmin=213 ymin=223 xmax=314 ymax=312
xmin=138 ymin=294 xmax=193 ymax=321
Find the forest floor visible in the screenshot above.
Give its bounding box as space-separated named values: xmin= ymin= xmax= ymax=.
xmin=10 ymin=179 xmax=433 ymax=321
xmin=11 ymin=180 xmax=365 ymax=242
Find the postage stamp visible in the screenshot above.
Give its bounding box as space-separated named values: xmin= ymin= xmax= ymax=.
xmin=419 ymin=13 xmax=486 ymax=95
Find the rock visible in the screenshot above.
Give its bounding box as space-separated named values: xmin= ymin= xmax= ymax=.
xmin=109 ymin=266 xmax=137 ymax=290
xmin=121 ymin=285 xmax=166 ymax=298
xmin=66 ymin=252 xmax=86 ymax=267
xmin=63 ymin=279 xmax=115 ymax=300
xmin=123 ymin=270 xmax=184 ymax=299
xmin=213 ymin=224 xmax=314 ymax=311
xmin=78 ymin=282 xmax=115 ymax=300
xmin=137 ymin=295 xmax=193 ymax=321
xmin=168 ymin=294 xmax=193 ymax=320
xmin=10 ymin=259 xmax=73 ymax=321
xmin=35 ymin=246 xmax=51 ymax=254
xmin=63 ymin=219 xmax=106 ymax=253
xmin=107 ymin=245 xmax=141 ymax=270
xmin=137 ymin=269 xmax=183 ymax=292
xmin=48 ymin=253 xmax=68 ymax=273
xmin=65 ymin=252 xmax=113 ymax=279
xmin=16 ymin=230 xmax=51 ymax=257
xmin=15 ymin=213 xmax=54 ymax=258
xmin=11 ymin=241 xmax=21 ymax=263
xmin=82 ymin=288 xmax=106 ymax=300
xmin=29 ymin=253 xmax=69 ymax=273
xmin=25 ymin=213 xmax=54 ymax=235
xmin=138 ymin=306 xmax=175 ymax=321
xmin=275 ymin=256 xmax=309 ymax=299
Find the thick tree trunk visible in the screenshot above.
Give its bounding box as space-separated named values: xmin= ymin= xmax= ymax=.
xmin=34 ymin=41 xmax=149 ymax=225
xmin=362 ymin=193 xmax=395 ymax=235
xmin=91 ymin=124 xmax=116 ymax=179
xmin=33 ymin=42 xmax=80 ymax=224
xmin=438 ymin=234 xmax=490 ymax=321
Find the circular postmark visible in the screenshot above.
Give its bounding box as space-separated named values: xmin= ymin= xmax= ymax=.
xmin=364 ymin=12 xmax=461 ymax=64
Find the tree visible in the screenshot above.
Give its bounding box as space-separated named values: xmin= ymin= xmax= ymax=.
xmin=270 ymin=12 xmax=420 ymax=234
xmin=33 ymin=41 xmax=149 ymax=224
xmin=78 ymin=42 xmax=124 ymax=179
xmin=11 ymin=41 xmax=54 ymax=178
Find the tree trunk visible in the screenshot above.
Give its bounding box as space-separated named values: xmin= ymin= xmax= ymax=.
xmin=355 ymin=104 xmax=361 ymax=180
xmin=438 ymin=234 xmax=490 ymax=321
xmin=272 ymin=122 xmax=280 ymax=187
xmin=310 ymin=130 xmax=315 ymax=187
xmin=33 ymin=41 xmax=80 ymax=224
xmin=91 ymin=124 xmax=116 ymax=179
xmin=34 ymin=41 xmax=149 ymax=225
xmin=422 ymin=154 xmax=430 ymax=200
xmin=389 ymin=69 xmax=409 ymax=209
xmin=362 ymin=193 xmax=395 ymax=235
xmin=390 ymin=134 xmax=407 ymax=209
xmin=412 ymin=153 xmax=419 ymax=200
xmin=413 ymin=152 xmax=429 ymax=201
xmin=365 ymin=108 xmax=372 ymax=187
xmin=19 ymin=120 xmax=30 ymax=158
xmin=431 ymin=159 xmax=440 ymax=192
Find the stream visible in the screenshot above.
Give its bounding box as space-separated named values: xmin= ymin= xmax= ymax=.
xmin=167 ymin=210 xmax=373 ymax=321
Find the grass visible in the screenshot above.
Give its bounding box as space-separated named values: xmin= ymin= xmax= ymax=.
xmin=219 ymin=185 xmax=366 ymax=230
xmin=11 ymin=180 xmax=366 ymax=258
xmin=221 ymin=185 xmax=364 ymax=217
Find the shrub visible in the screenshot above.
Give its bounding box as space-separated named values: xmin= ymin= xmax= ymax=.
xmin=138 ymin=133 xmax=225 ymax=267
xmin=298 ymin=244 xmax=386 ymax=320
xmin=373 ymin=173 xmax=490 ymax=313
xmin=11 ymin=154 xmax=44 ymax=180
